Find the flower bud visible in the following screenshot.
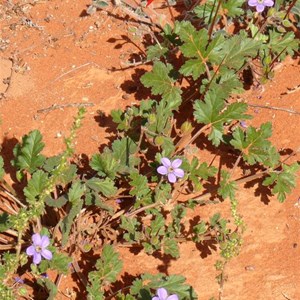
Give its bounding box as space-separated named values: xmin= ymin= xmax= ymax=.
xmin=180 ymin=121 xmax=193 ymax=134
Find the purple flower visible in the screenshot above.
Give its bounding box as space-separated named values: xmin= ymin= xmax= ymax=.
xmin=239 ymin=121 xmax=248 ymax=128
xmin=157 ymin=157 xmax=184 ymax=183
xmin=248 ymin=0 xmax=274 ymax=12
xmin=152 ymin=288 xmax=179 ymax=300
xmin=26 ymin=233 xmax=53 ymax=265
xmin=14 ymin=277 xmax=24 ymax=284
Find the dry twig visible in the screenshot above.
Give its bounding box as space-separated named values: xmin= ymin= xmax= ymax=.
xmin=37 ymin=102 xmax=94 ymax=114
xmin=248 ymin=103 xmax=300 ymax=115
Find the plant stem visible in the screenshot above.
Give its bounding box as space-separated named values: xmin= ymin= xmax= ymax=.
xmin=284 ymin=0 xmax=298 ymax=19
xmin=175 ymin=124 xmax=211 ymax=153
xmin=208 ymin=0 xmax=222 ymax=40
xmin=218 ymin=261 xmax=227 ymax=300
xmin=230 ymin=154 xmax=242 ymax=177
xmin=165 ymin=0 xmax=175 ymax=25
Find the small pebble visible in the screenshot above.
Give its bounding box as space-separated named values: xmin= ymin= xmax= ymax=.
xmin=245 ymin=265 xmax=255 ymax=271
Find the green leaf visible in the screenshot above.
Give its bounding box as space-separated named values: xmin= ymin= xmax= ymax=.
xmin=170 ymin=204 xmax=186 ymax=234
xmin=154 ymin=182 xmax=172 ymax=204
xmin=12 ymin=130 xmax=46 ymax=174
xmin=86 ymin=178 xmax=117 ymax=198
xmin=111 ymin=109 xmax=129 ymax=131
xmin=87 ymin=287 xmax=104 ymax=300
xmin=61 ymin=181 xmax=84 ymax=246
xmin=189 ymin=158 xmax=217 ymax=192
xmin=208 ymin=68 xmax=244 ymax=99
xmin=45 ymin=195 xmax=68 ymax=208
xmin=87 ymin=245 xmax=123 ymax=300
xmin=218 ymin=170 xmax=237 ymax=201
xmin=194 ymin=90 xmax=250 ymax=145
xmin=177 ymin=22 xmax=224 ymax=80
xmin=0 ymin=156 xmax=4 ymax=180
xmin=263 ymin=163 xmax=300 ymax=202
xmin=180 ymin=58 xmax=206 ymax=80
xmin=24 ymin=170 xmax=48 ymax=205
xmin=221 ymin=31 xmax=261 ymax=70
xmin=93 ymin=244 xmax=123 ymax=284
xmin=111 ymin=137 xmax=139 ymax=174
xmin=130 ymin=273 xmax=197 ymax=299
xmin=140 ymin=61 xmax=182 ymax=105
xmin=68 ymin=181 xmax=85 ymax=203
xmin=210 ymin=213 xmax=221 ymax=227
xmin=120 ymin=215 xmax=142 ymax=243
xmin=90 ymin=150 xmax=119 ymax=179
xmin=37 ymin=278 xmax=57 ymax=300
xmin=193 ymin=221 xmax=207 ymax=242
xmin=129 ymin=172 xmax=152 ymax=208
xmin=194 ymin=0 xmax=244 ymax=23
xmin=222 ymin=0 xmax=244 ymax=17
xmin=0 ymin=213 xmax=10 ymax=232
xmin=49 ymin=252 xmax=72 ymax=274
xmin=146 ymin=45 xmax=168 ymax=60
xmin=93 ymin=0 xmax=109 ymax=8
xmin=57 ymin=164 xmax=77 ymax=185
xmin=268 ymin=30 xmax=299 ymax=59
xmin=230 ymin=122 xmax=279 ymax=167
xmin=150 ymin=213 xmax=165 ymax=237
xmin=193 ymin=1 xmax=216 ymax=24
xmin=150 ymin=274 xmax=198 ymax=299
xmin=43 ymin=155 xmax=62 ymax=172
xmin=163 ymin=239 xmax=180 ymax=258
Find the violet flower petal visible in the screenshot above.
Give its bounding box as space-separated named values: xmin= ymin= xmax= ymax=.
xmin=157 ymin=166 xmax=168 ymax=175
xmin=157 ymin=288 xmax=168 ymax=299
xmin=14 ymin=277 xmax=24 ymax=284
xmin=41 ymin=249 xmax=53 ymax=260
xmin=248 ymin=0 xmax=258 ymax=6
xmin=40 ymin=235 xmax=50 ymax=248
xmin=32 ymin=233 xmax=41 ymax=246
xmin=264 ymin=0 xmax=274 ymax=6
xmin=167 ymin=295 xmax=179 ymax=300
xmin=173 ymin=168 xmax=184 ymax=178
xmin=33 ymin=252 xmax=42 ymax=265
xmin=161 ymin=157 xmax=171 ymax=168
xmin=171 ymin=158 xmax=182 ymax=169
xmin=152 ymin=297 xmax=160 ymax=300
xmin=26 ymin=245 xmax=36 ymax=256
xmin=256 ymin=4 xmax=265 ymax=12
xmin=168 ymin=173 xmax=177 ymax=183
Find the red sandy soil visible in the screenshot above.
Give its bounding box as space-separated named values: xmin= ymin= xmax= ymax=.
xmin=0 ymin=1 xmax=299 ymax=299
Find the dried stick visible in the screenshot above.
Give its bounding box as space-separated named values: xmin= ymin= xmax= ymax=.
xmin=72 ymin=260 xmax=88 ymax=287
xmin=0 ymin=185 xmax=26 ymax=208
xmin=52 ymin=63 xmax=92 ymax=83
xmin=37 ymin=102 xmax=94 ymax=114
xmin=248 ymin=103 xmax=300 ymax=115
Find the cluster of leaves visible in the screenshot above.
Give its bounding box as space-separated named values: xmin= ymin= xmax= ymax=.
xmin=0 ymin=1 xmax=300 ymax=299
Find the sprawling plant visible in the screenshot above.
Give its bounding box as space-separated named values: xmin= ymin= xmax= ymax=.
xmin=0 ymin=1 xmax=299 ymax=299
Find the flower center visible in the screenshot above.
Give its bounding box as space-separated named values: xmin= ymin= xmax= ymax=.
xmin=168 ymin=167 xmax=174 ymax=173
xmin=257 ymin=0 xmax=264 ymax=3
xmin=35 ymin=246 xmax=42 ymax=253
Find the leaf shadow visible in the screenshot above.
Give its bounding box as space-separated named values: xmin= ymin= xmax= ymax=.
xmin=0 ymin=136 xmax=27 ymax=197
xmin=244 ymin=177 xmax=273 ymax=205
xmin=118 ymin=68 xmax=152 ymax=101
xmin=188 ymin=216 xmax=218 ymax=259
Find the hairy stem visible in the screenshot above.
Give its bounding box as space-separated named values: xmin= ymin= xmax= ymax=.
xmin=208 ymin=0 xmax=223 ymax=40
